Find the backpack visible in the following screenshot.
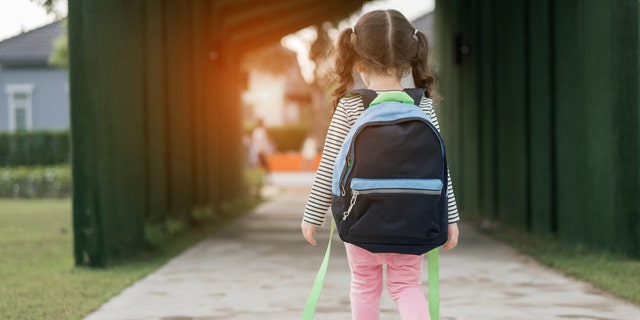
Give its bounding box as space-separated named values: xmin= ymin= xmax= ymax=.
xmin=330 ymin=88 xmax=449 ymax=255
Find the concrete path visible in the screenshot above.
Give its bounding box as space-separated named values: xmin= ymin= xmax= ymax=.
xmin=84 ymin=172 xmax=640 ymax=320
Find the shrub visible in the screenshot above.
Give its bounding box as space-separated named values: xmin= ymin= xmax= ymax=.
xmin=0 ymin=130 xmax=70 ymax=166
xmin=0 ymin=165 xmax=71 ymax=198
xmin=266 ymin=124 xmax=309 ymax=152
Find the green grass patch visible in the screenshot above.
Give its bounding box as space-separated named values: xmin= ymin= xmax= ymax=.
xmin=0 ymin=199 xmax=216 ymax=320
xmin=480 ymin=220 xmax=640 ymax=305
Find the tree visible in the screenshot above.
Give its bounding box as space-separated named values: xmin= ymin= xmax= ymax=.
xmin=48 ymin=18 xmax=68 ymax=68
xmin=30 ymin=0 xmax=68 ymax=68
xmin=31 ymin=0 xmax=59 ymax=14
xmin=243 ymin=42 xmax=299 ymax=75
xmin=307 ymin=23 xmax=336 ymax=143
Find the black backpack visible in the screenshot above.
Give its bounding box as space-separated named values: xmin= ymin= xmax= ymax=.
xmin=330 ymin=88 xmax=449 ymax=255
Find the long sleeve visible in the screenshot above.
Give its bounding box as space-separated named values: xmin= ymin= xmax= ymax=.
xmin=302 ymin=98 xmax=359 ymax=226
xmin=423 ymin=100 xmax=461 ymax=223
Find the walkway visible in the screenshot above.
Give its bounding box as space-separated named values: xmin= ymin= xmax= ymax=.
xmin=84 ymin=172 xmax=640 ymax=320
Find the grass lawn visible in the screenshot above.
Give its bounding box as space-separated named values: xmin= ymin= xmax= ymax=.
xmin=483 ymin=221 xmax=640 ymax=306
xmin=0 ymin=199 xmax=206 ymax=320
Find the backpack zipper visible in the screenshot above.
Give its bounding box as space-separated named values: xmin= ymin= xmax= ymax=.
xmin=342 ymin=190 xmax=359 ymax=220
xmin=340 ymin=153 xmax=353 ymax=196
xmin=357 ymin=188 xmax=441 ymax=195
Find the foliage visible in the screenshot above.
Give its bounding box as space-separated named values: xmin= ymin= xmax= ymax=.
xmin=30 ymin=0 xmax=59 ymax=14
xmin=266 ymin=124 xmax=310 ymax=152
xmin=309 ymin=23 xmax=336 ymax=85
xmin=49 ymin=18 xmax=68 ymax=69
xmin=243 ymin=42 xmax=299 ymax=75
xmin=306 ymin=24 xmax=336 ymax=144
xmin=0 ymin=166 xmax=71 ymax=198
xmin=244 ymin=168 xmax=265 ymax=200
xmin=29 ymin=0 xmax=68 ymax=68
xmin=0 ymin=130 xmax=70 ymax=166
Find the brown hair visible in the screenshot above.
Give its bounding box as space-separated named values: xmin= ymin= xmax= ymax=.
xmin=332 ymin=9 xmax=438 ymax=108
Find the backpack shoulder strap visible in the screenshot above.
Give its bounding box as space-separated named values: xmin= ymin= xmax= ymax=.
xmin=345 ymin=89 xmax=378 ymax=109
xmin=403 ymin=88 xmax=427 ymax=106
xmin=428 ymin=248 xmax=440 ymax=320
xmin=345 ymin=88 xmax=427 ymax=109
xmin=301 ymin=220 xmax=336 ymax=320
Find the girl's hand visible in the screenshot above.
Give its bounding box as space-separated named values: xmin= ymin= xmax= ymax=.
xmin=301 ymin=221 xmax=317 ymax=246
xmin=442 ymin=223 xmax=459 ymax=251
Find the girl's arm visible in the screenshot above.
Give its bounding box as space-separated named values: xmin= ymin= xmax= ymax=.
xmin=301 ymin=99 xmax=355 ymax=246
xmin=422 ymin=99 xmax=461 ymax=224
xmin=302 ymin=99 xmax=354 ymax=227
xmin=442 ymin=223 xmax=459 ymax=251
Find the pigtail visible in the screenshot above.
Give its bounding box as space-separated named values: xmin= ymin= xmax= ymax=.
xmin=332 ymin=28 xmax=358 ymax=109
xmin=411 ymin=30 xmax=440 ymax=104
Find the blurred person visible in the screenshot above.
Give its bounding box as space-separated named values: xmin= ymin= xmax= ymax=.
xmin=250 ymin=118 xmax=273 ymax=180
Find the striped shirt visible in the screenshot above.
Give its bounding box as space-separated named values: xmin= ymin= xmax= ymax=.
xmin=303 ymin=92 xmax=461 ymax=226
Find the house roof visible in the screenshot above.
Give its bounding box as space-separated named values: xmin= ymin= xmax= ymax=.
xmin=0 ymin=20 xmax=63 ymax=67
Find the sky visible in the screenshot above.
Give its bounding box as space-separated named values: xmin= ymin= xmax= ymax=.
xmin=0 ymin=0 xmax=432 ymax=81
xmin=0 ymin=0 xmax=432 ymax=41
xmin=0 ymin=0 xmax=433 ymax=82
xmin=0 ymin=0 xmax=67 ymax=41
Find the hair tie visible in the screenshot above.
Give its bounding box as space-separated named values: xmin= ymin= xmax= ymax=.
xmin=351 ymin=27 xmax=355 ymax=34
xmin=412 ymin=29 xmax=419 ymax=41
xmin=413 ymin=29 xmax=418 ymax=36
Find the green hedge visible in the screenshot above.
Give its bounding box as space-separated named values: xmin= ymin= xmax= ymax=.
xmin=267 ymin=125 xmax=309 ymax=152
xmin=0 ymin=166 xmax=71 ymax=198
xmin=0 ymin=130 xmax=70 ymax=166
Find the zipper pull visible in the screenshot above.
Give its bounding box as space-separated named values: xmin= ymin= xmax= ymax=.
xmin=340 ymin=153 xmax=353 ymax=196
xmin=342 ymin=190 xmax=359 ymax=221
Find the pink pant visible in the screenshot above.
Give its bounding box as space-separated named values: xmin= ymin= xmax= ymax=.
xmin=345 ymin=243 xmax=430 ymax=320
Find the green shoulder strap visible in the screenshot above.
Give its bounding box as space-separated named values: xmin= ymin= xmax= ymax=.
xmin=369 ymin=91 xmax=415 ymax=106
xmin=301 ymin=220 xmax=336 ymax=320
xmin=301 ymin=220 xmax=440 ymax=320
xmin=427 ymin=248 xmax=440 ymax=320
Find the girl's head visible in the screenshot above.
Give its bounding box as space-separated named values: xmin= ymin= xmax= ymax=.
xmin=332 ymin=9 xmax=437 ymax=107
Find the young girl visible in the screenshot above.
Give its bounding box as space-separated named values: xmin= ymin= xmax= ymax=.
xmin=301 ymin=9 xmax=460 ymax=320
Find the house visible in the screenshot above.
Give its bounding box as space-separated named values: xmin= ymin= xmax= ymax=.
xmin=241 ymin=43 xmax=310 ymax=127
xmin=0 ymin=21 xmax=68 ymax=132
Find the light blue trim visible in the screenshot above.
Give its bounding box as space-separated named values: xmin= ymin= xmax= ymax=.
xmin=331 ymin=101 xmax=444 ymax=196
xmin=351 ymin=178 xmax=443 ymax=191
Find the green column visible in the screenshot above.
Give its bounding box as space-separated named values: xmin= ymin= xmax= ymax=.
xmin=69 ymin=0 xmax=146 ymax=266
xmin=554 ymin=0 xmax=639 ymax=256
xmin=527 ymin=0 xmax=555 ymax=236
xmin=143 ymin=0 xmax=169 ymax=224
xmin=163 ymin=0 xmax=195 ymax=221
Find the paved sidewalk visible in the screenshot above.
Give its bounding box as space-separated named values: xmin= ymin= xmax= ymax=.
xmin=84 ymin=173 xmax=640 ymax=320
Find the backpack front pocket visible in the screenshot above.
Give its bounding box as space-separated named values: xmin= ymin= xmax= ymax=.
xmin=344 ymin=178 xmax=444 ymax=243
